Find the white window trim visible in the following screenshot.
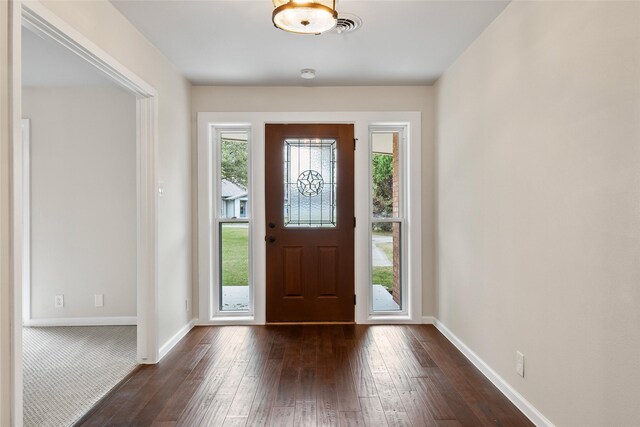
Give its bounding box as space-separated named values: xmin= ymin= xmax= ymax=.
xmin=368 ymin=125 xmax=409 ymax=317
xmin=197 ymin=112 xmax=422 ymax=325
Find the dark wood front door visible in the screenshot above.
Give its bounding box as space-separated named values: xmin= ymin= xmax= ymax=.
xmin=265 ymin=124 xmax=355 ymax=322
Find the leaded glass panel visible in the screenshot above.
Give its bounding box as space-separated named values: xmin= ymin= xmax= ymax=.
xmin=284 ymin=138 xmax=337 ymax=227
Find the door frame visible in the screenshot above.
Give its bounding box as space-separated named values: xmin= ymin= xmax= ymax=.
xmin=198 ymin=112 xmax=422 ymax=325
xmin=5 ymin=2 xmax=160 ymax=425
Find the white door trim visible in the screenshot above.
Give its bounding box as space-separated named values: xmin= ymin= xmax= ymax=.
xmin=20 ymin=119 xmax=29 ymax=325
xmin=197 ymin=112 xmax=422 ymax=325
xmin=8 ymin=1 xmax=160 ymax=425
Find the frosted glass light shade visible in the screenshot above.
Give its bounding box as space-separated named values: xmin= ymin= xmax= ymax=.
xmin=272 ymin=0 xmax=338 ymax=35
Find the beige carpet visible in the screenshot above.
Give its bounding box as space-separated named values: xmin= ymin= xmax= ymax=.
xmin=23 ymin=326 xmax=137 ymax=427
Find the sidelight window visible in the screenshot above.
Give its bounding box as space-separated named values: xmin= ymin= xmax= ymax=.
xmin=215 ymin=130 xmax=251 ymax=313
xmin=370 ymin=128 xmax=405 ymax=312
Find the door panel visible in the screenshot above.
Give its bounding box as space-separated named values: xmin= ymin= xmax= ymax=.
xmin=283 ymin=247 xmax=303 ymax=297
xmin=265 ymin=124 xmax=355 ymax=322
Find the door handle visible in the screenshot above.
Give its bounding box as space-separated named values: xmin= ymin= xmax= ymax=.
xmin=268 ymin=235 xmax=276 ymax=243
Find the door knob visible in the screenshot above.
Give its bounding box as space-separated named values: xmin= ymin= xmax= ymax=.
xmin=268 ymin=235 xmax=276 ymax=243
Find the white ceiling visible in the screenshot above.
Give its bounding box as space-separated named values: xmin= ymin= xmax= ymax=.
xmin=111 ymin=0 xmax=509 ymax=86
xmin=22 ymin=26 xmax=120 ymax=87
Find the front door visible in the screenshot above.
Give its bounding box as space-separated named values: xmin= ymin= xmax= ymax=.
xmin=265 ymin=124 xmax=355 ymax=322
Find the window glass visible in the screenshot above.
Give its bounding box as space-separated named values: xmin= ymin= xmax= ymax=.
xmin=220 ymin=133 xmax=249 ymax=220
xmin=371 ymin=133 xmax=399 ymax=219
xmin=218 ymin=130 xmax=250 ymax=313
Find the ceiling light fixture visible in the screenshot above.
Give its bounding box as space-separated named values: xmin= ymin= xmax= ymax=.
xmin=272 ymin=0 xmax=338 ymax=35
xmin=300 ymin=68 xmax=316 ymax=79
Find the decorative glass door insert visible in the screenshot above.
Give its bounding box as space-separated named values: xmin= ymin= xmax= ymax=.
xmin=284 ymin=138 xmax=337 ymax=227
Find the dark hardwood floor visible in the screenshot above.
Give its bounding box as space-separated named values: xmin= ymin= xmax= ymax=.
xmin=78 ymin=325 xmax=534 ymax=427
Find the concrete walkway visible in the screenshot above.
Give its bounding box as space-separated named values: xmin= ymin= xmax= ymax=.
xmin=372 ymin=234 xmax=393 ymax=267
xmin=372 ymin=284 xmax=400 ymax=311
xmin=221 ymin=286 xmax=249 ymax=311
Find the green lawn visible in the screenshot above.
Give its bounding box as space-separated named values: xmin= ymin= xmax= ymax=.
xmin=372 ymin=267 xmax=393 ymax=291
xmin=221 ymin=225 xmax=249 ymax=286
xmin=372 ymin=236 xmax=395 ymax=292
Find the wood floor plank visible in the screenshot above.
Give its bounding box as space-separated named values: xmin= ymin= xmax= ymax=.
xmin=268 ymin=406 xmax=295 ymax=426
xmin=359 ymin=397 xmax=388 ymax=426
xmin=275 ymin=338 xmax=302 ymax=407
xmin=80 ymin=325 xmax=534 ymax=427
xmin=423 ymin=369 xmax=484 ymax=426
xmin=338 ymin=411 xmax=366 ymax=427
xmin=150 ymin=421 xmax=177 ymax=427
xmin=371 ymin=328 xmax=414 ymax=392
xmin=383 ymin=326 xmax=434 ymax=378
xmin=149 ymin=344 xmax=215 ymax=423
xmin=333 ymin=344 xmax=361 ymax=412
xmin=244 ymin=329 xmax=275 ymax=378
xmin=296 ymin=365 xmax=317 ymax=402
xmin=371 ymin=371 xmax=405 ymax=413
xmin=294 ymin=400 xmax=317 ymax=427
xmin=398 ymin=389 xmax=439 ymax=427
xmin=412 ymin=376 xmax=457 ymax=420
xmin=349 ymin=343 xmax=379 ymax=398
xmin=226 ymin=375 xmax=261 ymax=418
xmin=396 ymin=325 xmax=438 ymax=368
xmin=222 ymin=416 xmax=248 ymax=427
xmin=199 ymin=393 xmax=234 ymax=427
xmin=384 ymin=410 xmax=412 ymax=427
xmin=317 ymin=383 xmax=339 ymax=427
xmin=218 ymin=360 xmax=249 ymax=395
xmin=246 ymin=358 xmax=284 ymax=426
xmin=436 ymin=421 xmax=463 ymax=427
xmin=172 ymin=367 xmax=228 ymax=426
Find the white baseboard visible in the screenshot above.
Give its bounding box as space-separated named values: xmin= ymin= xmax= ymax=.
xmin=422 ymin=316 xmax=436 ymax=324
xmin=432 ymin=319 xmax=554 ymax=427
xmin=158 ymin=318 xmax=197 ymax=362
xmin=24 ymin=316 xmax=137 ymax=327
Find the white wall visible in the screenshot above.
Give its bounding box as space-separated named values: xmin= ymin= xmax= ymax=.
xmin=23 ymin=87 xmax=136 ymax=320
xmin=191 ymin=86 xmax=436 ymax=318
xmin=435 ymin=1 xmax=640 ymax=425
xmin=32 ymin=0 xmax=193 ymax=349
xmin=0 ymin=2 xmax=13 ymax=423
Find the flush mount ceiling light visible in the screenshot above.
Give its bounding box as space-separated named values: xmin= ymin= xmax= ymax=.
xmin=272 ymin=0 xmax=338 ymax=35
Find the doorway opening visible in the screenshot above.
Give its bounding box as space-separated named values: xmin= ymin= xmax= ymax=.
xmin=20 ymin=23 xmax=138 ymax=427
xmin=11 ymin=3 xmax=160 ymax=425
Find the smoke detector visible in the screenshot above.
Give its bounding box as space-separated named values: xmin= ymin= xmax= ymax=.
xmin=300 ymin=69 xmax=316 ymax=79
xmin=330 ymin=13 xmax=362 ymax=34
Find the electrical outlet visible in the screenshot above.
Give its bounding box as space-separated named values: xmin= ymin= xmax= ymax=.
xmin=95 ymin=294 xmax=104 ymax=307
xmin=516 ymin=351 xmax=525 ymax=377
xmin=185 ymin=299 xmax=189 ymax=312
xmin=54 ymin=295 xmax=64 ymax=308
